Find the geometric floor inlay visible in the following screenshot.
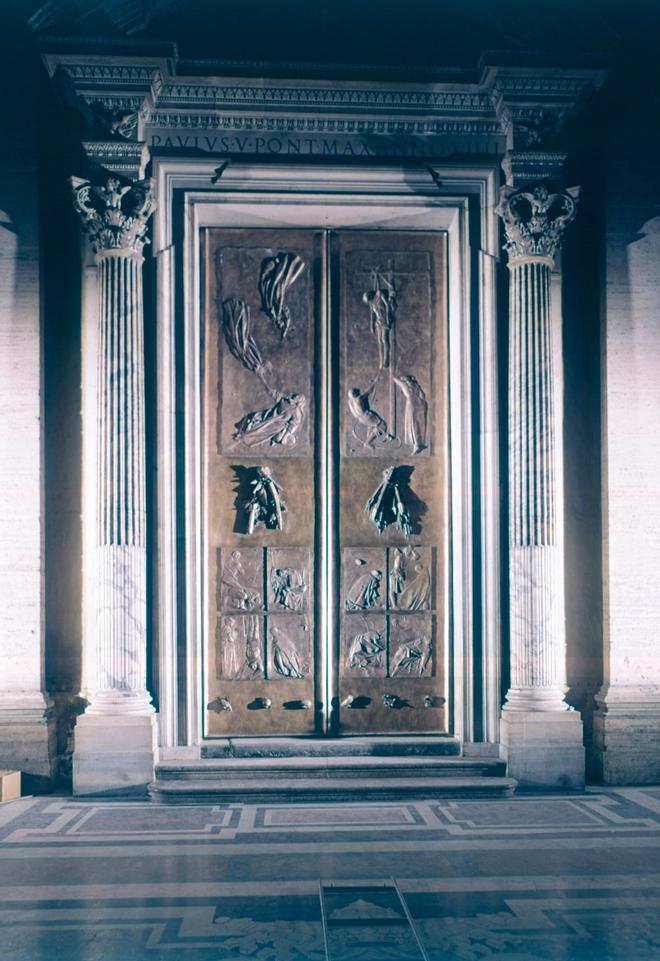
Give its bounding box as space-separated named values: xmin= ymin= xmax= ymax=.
xmin=1 ymin=787 xmax=660 ymax=960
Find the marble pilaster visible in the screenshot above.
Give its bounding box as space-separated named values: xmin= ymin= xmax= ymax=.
xmin=593 ymin=160 xmax=660 ymax=783
xmin=70 ymin=174 xmax=157 ymax=794
xmin=0 ymin=92 xmax=55 ymax=791
xmin=497 ymin=182 xmax=585 ymax=788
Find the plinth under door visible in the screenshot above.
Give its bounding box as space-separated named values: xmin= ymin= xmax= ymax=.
xmin=204 ymin=227 xmax=448 ymax=736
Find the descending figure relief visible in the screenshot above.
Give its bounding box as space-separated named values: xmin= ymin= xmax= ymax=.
xmin=270 ymin=565 xmax=307 ymax=612
xmin=365 ymin=465 xmax=416 ymax=536
xmin=345 ymin=563 xmax=383 ymax=612
xmin=389 ymin=546 xmax=431 ymax=611
xmin=259 ymin=252 xmax=306 ymax=338
xmin=363 ymin=268 xmax=397 ymax=369
xmin=390 ymin=634 xmax=432 ymax=677
xmin=243 ymin=466 xmax=286 ymax=533
xmin=270 ymin=624 xmax=306 ymax=679
xmin=393 ymin=375 xmax=428 ymax=454
xmin=347 ymin=385 xmax=397 ymax=450
xmin=222 ymin=297 xmax=306 ymax=449
xmin=222 ymin=298 xmax=276 ymax=398
xmin=233 ymin=393 xmax=306 ymax=448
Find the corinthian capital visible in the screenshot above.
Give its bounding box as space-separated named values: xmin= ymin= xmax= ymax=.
xmin=496 ymin=184 xmax=580 ymax=265
xmin=70 ymin=175 xmax=156 ymax=255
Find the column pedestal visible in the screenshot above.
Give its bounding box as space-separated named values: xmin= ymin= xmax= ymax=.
xmin=593 ymin=687 xmax=660 ymax=785
xmin=73 ymin=714 xmax=157 ymax=796
xmin=501 ymin=711 xmax=584 ymax=789
xmin=0 ymin=695 xmax=56 ymax=793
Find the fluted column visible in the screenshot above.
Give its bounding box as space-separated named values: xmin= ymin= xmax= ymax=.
xmin=497 ymin=184 xmax=585 ymax=787
xmin=70 ymin=175 xmax=157 ymax=793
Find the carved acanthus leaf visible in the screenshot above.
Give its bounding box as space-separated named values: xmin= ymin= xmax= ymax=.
xmin=496 ymin=184 xmax=579 ymax=264
xmin=69 ymin=175 xmax=156 ymax=255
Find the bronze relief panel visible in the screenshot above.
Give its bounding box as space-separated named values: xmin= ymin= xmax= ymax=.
xmin=205 ymin=228 xmax=447 ymax=738
xmin=335 ymin=230 xmax=447 ymax=734
xmin=216 ymin=240 xmax=313 ymax=457
xmin=205 ymin=229 xmax=318 ymax=736
xmin=342 ymin=249 xmax=433 ymax=459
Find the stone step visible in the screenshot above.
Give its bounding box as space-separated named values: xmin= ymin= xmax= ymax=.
xmin=149 ymin=775 xmax=516 ymax=804
xmin=155 ymin=755 xmax=506 ymax=781
xmin=200 ymin=736 xmax=461 ymax=759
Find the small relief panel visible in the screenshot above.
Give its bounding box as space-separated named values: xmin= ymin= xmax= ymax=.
xmin=343 ymin=614 xmax=387 ymax=677
xmin=343 ymin=548 xmax=386 ymax=612
xmin=216 ymin=243 xmax=312 ymax=457
xmin=388 ymin=545 xmax=432 ymax=612
xmin=343 ymin=250 xmax=433 ymax=458
xmin=217 ymin=614 xmax=265 ymax=680
xmin=268 ymin=615 xmax=311 ymax=680
xmin=218 ymin=547 xmax=264 ymax=612
xmin=267 ymin=547 xmax=309 ymax=613
xmin=389 ymin=614 xmax=433 ymax=678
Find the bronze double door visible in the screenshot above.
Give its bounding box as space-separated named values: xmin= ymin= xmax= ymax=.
xmin=204 ymin=227 xmax=448 ymax=737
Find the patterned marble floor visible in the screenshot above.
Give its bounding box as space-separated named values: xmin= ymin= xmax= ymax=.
xmin=2 ymin=787 xmax=660 ymax=960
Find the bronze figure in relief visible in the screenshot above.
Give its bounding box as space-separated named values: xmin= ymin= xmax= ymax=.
xmin=363 ymin=268 xmax=397 ymax=370
xmin=270 ymin=565 xmax=307 ymax=612
xmin=259 ymin=252 xmax=306 ymax=338
xmin=222 ymin=298 xmax=276 ymax=398
xmin=219 ymin=614 xmax=264 ymax=679
xmin=222 ymin=297 xmax=307 ymax=450
xmin=269 ymin=620 xmax=308 ymax=679
xmin=347 ymin=385 xmax=396 ymax=450
xmin=220 ymin=549 xmax=262 ymax=611
xmin=389 ymin=546 xmax=431 ymax=611
xmin=393 ymin=375 xmax=428 ymax=454
xmin=346 ymin=622 xmax=385 ymax=675
xmin=243 ymin=467 xmax=286 ymax=534
xmin=390 ymin=635 xmax=432 ymax=676
xmin=344 ymin=564 xmax=383 ymax=612
xmin=233 ymin=393 xmax=306 ymax=449
xmin=365 ymin=465 xmax=416 ymax=535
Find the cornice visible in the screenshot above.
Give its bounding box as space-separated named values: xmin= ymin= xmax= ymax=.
xmin=155 ymin=82 xmax=491 ymax=114
xmin=41 ymin=44 xmax=608 ymax=175
xmin=146 ymin=113 xmax=503 ymax=136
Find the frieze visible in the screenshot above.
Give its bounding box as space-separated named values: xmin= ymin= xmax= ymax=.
xmin=146 ymin=131 xmax=505 ymax=158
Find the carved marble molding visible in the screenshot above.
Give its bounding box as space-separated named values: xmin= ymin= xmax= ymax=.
xmin=496 ymin=183 xmax=580 ymax=266
xmin=70 ymin=175 xmax=156 ymax=256
xmin=482 ymin=62 xmax=609 ymax=152
xmin=42 ymin=45 xmax=608 ymax=171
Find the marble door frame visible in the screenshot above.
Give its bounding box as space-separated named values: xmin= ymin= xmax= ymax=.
xmin=150 ymin=159 xmax=501 ymax=756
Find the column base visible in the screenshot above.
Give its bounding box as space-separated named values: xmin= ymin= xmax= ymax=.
xmin=0 ymin=694 xmax=56 ymax=793
xmin=73 ymin=713 xmax=158 ymax=796
xmin=593 ymin=686 xmax=660 ymax=784
xmin=501 ymin=709 xmax=585 ymax=789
